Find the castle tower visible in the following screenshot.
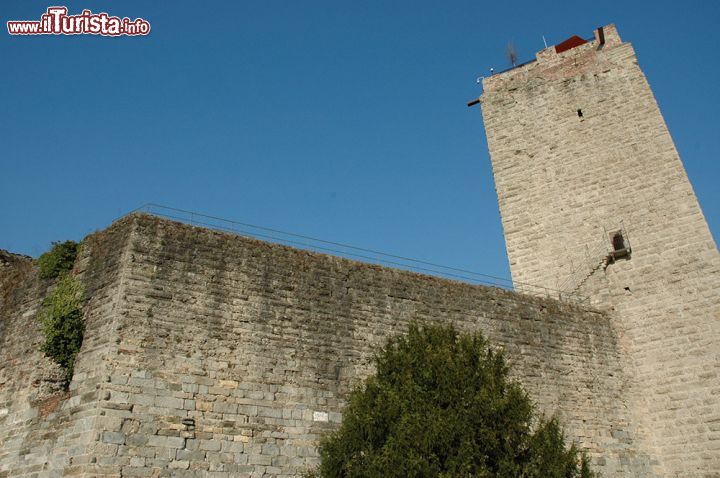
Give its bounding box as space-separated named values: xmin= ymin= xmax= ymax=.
xmin=478 ymin=24 xmax=720 ymax=476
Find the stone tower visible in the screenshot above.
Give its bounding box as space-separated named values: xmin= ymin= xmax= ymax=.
xmin=478 ymin=24 xmax=720 ymax=476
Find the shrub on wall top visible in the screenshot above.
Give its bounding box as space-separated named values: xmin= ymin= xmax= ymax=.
xmin=37 ymin=240 xmax=79 ymax=279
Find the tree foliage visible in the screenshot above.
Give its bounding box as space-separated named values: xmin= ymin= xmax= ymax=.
xmin=311 ymin=323 xmax=595 ymax=478
xmin=38 ymin=274 xmax=86 ymax=385
xmin=38 ymin=240 xmax=79 ymax=279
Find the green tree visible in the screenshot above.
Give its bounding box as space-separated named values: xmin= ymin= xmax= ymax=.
xmin=37 ymin=274 xmax=86 ymax=385
xmin=311 ymin=323 xmax=595 ymax=478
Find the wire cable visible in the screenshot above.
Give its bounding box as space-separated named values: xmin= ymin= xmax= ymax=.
xmin=130 ymin=203 xmax=581 ymax=299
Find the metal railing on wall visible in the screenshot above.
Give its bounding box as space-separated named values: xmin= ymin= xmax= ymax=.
xmin=122 ymin=203 xmax=588 ymax=304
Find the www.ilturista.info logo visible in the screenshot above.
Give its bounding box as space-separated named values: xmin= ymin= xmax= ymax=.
xmin=7 ymin=6 xmax=150 ymax=36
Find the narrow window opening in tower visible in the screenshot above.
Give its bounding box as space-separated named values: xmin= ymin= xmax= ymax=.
xmin=609 ymin=231 xmax=630 ymax=259
xmin=577 ymin=109 xmax=583 ymax=117
xmin=612 ymin=232 xmax=625 ymax=251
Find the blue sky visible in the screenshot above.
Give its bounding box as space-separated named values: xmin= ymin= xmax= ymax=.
xmin=2 ymin=0 xmax=718 ymax=287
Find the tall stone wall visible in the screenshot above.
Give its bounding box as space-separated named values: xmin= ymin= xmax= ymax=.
xmin=1 ymin=214 xmax=654 ymax=477
xmin=0 ymin=218 xmax=135 ymax=476
xmin=479 ymin=24 xmax=720 ymax=476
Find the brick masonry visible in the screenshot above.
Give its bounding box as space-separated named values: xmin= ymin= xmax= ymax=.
xmin=480 ymin=24 xmax=720 ymax=477
xmin=1 ymin=214 xmax=655 ymax=476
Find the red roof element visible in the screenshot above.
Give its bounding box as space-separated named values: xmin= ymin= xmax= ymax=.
xmin=554 ymin=35 xmax=588 ymax=54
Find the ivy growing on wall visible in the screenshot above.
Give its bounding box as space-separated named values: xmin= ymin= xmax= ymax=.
xmin=36 ymin=241 xmax=86 ymax=387
xmin=38 ymin=275 xmax=86 ymax=384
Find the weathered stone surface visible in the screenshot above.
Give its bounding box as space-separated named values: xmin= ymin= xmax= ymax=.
xmin=1 ymin=214 xmax=650 ymax=476
xmin=480 ymin=23 xmax=720 ymax=477
xmin=3 ymin=23 xmax=714 ymax=478
xmin=0 ymin=220 xmax=135 ymax=477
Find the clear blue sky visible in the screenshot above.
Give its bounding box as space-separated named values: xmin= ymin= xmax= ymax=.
xmin=2 ymin=0 xmax=718 ymax=286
